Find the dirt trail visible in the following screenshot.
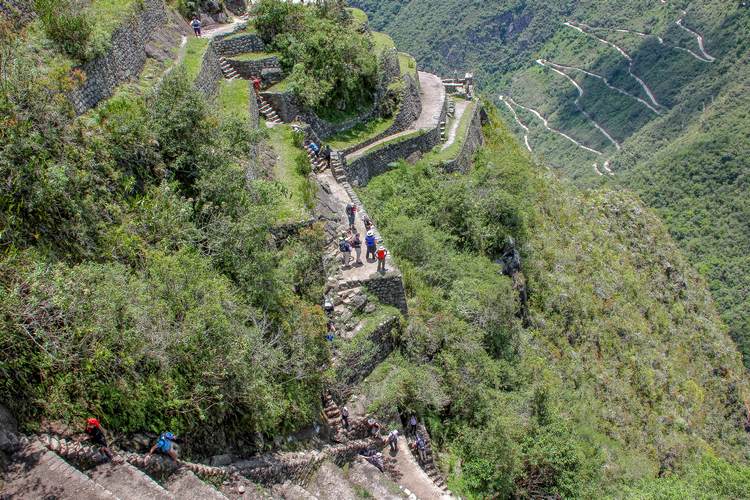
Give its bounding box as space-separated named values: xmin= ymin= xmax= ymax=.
xmin=499 ymin=96 xmax=532 ymax=152
xmin=500 ymin=95 xmax=603 ymax=156
xmin=391 ymin=437 xmax=451 ymax=500
xmin=537 ymin=59 xmax=621 ymax=150
xmin=564 ymin=21 xmax=662 ymax=109
xmin=441 ymin=100 xmax=469 ymax=150
xmin=542 ymin=60 xmax=659 ymax=114
xmin=676 ymin=14 xmax=716 ymax=62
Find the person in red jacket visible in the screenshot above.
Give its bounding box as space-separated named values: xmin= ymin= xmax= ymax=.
xmin=376 ymin=244 xmax=387 ymax=273
xmin=252 ymin=77 xmax=262 ymax=94
xmin=85 ymin=418 xmax=115 ymax=461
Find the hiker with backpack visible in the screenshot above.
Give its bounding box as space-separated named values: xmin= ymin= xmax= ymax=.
xmin=345 ymin=203 xmax=356 ymax=231
xmin=387 ymin=429 xmax=399 ymax=452
xmin=376 ymin=244 xmax=388 ymax=273
xmin=252 ymin=77 xmax=262 ymax=94
xmin=350 ymin=231 xmax=362 ymax=265
xmin=339 ymin=235 xmax=352 ymax=267
xmin=341 ymin=406 xmax=349 ymax=430
xmin=84 ymin=418 xmax=115 ymax=462
xmin=190 ymin=17 xmax=202 ymax=37
xmin=365 ymin=230 xmax=377 ymax=261
xmin=147 ymin=432 xmax=179 ymax=462
xmin=416 ymin=433 xmax=427 ymax=464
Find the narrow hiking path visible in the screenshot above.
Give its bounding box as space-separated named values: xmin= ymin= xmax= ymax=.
xmin=500 ymin=95 xmax=533 ymax=152
xmin=536 ymin=59 xmax=621 ymax=150
xmin=441 ymin=99 xmax=469 ymax=150
xmin=676 ymin=12 xmax=716 ymax=62
xmin=541 ymin=59 xmax=660 ymax=114
xmin=391 ymin=437 xmax=451 ymax=500
xmin=202 ymin=17 xmax=247 ymax=39
xmin=499 ymin=94 xmax=603 ymax=156
xmin=160 ymin=35 xmax=188 ymax=83
xmin=346 ymin=71 xmax=444 ymax=162
xmin=564 ymin=21 xmax=662 ymax=109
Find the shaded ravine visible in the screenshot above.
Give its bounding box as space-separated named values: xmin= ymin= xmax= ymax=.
xmin=499 ymin=94 xmax=603 ymax=156
xmin=536 ymin=59 xmax=621 ymax=150
xmin=564 ymin=21 xmax=662 ymax=109
xmin=541 ymin=59 xmax=659 ymax=114
xmin=499 ymin=95 xmax=533 ymax=152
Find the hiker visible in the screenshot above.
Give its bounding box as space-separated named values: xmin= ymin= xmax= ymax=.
xmin=362 ymin=214 xmax=373 ymax=232
xmin=147 ymin=432 xmax=178 ymax=462
xmin=252 ymin=77 xmax=262 ymax=94
xmin=84 ymin=418 xmax=115 ymax=461
xmin=387 ymin=429 xmax=399 ymax=452
xmin=415 ymin=433 xmax=427 ymax=464
xmin=322 ymin=145 xmax=332 ymax=169
xmin=408 ymin=414 xmax=417 ymax=437
xmin=376 ymin=244 xmax=388 ymax=273
xmin=309 ymin=142 xmax=320 ymax=156
xmin=367 ymin=418 xmax=381 ymax=437
xmin=365 ymin=230 xmax=377 ymax=261
xmin=350 ymin=231 xmax=362 ymax=265
xmin=341 ymin=406 xmax=349 ymax=430
xmin=190 ymin=17 xmax=201 ymax=37
xmin=339 ymin=235 xmax=351 ymax=267
xmin=326 ymin=321 xmax=336 ymax=342
xmin=345 ymin=203 xmax=356 ymax=231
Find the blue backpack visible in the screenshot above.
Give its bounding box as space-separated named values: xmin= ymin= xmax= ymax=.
xmin=339 ymin=240 xmax=350 ymax=252
xmin=365 ymin=235 xmax=376 ymax=247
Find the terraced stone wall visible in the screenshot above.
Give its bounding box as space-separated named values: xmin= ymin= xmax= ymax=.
xmin=248 ymin=86 xmax=260 ymax=128
xmin=68 ymin=0 xmax=170 ymax=113
xmin=194 ymin=41 xmax=223 ymax=98
xmin=214 ymin=33 xmax=266 ymax=56
xmin=226 ymin=55 xmax=282 ymax=81
xmin=364 ymin=275 xmax=407 ymax=314
xmin=442 ymin=103 xmax=487 ymax=174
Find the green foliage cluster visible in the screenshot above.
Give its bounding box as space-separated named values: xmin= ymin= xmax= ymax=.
xmin=34 ymin=0 xmax=93 ymax=61
xmin=252 ymin=0 xmax=378 ymax=116
xmin=357 ymin=105 xmax=750 ymax=497
xmin=0 ymin=31 xmax=329 ymax=455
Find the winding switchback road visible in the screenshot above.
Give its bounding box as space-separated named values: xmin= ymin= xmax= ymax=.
xmin=536 ymin=59 xmax=621 ymax=150
xmin=499 ymin=95 xmax=533 ymax=152
xmin=676 ymin=12 xmax=716 ymax=62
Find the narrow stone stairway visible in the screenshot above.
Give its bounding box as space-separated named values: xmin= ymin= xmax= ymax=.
xmin=87 ymin=461 xmax=174 ymax=499
xmin=407 ymin=424 xmax=449 ymax=493
xmin=257 ymin=94 xmax=283 ymax=124
xmin=304 ymin=143 xmax=327 ymax=171
xmin=164 ymin=469 xmax=229 ymax=499
xmin=218 ymin=56 xmax=240 ymax=80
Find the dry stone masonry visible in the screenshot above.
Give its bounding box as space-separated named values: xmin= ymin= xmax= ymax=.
xmin=214 ymin=33 xmax=266 ymax=56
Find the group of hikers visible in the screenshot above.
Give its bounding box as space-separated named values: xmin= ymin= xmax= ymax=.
xmin=339 ymin=203 xmax=388 ymax=272
xmin=360 ymin=413 xmax=428 ymax=464
xmin=83 ymin=418 xmax=179 ymax=464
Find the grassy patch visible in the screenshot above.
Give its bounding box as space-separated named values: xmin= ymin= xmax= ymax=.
xmin=372 ymin=31 xmax=395 ymax=54
xmin=182 ymin=37 xmax=210 ymax=81
xmin=347 ymin=7 xmax=368 ymax=27
xmin=267 ymin=79 xmax=290 ymax=92
xmin=351 ymin=129 xmax=425 ymax=160
xmin=221 ymin=26 xmax=258 ymax=40
xmin=423 ymin=101 xmax=477 ymax=163
xmin=267 ymin=125 xmax=314 ymax=221
xmin=229 ymin=52 xmax=280 ymax=62
xmin=398 ymin=52 xmax=417 ymax=79
xmin=327 ymin=116 xmax=396 ymax=151
xmin=218 ymin=78 xmax=250 ymax=117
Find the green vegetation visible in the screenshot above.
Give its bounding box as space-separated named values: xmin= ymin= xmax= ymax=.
xmin=229 ymin=51 xmax=280 ymax=62
xmin=217 ymin=78 xmax=250 ymax=116
xmin=182 ymin=36 xmax=210 ymax=81
xmin=347 ymin=7 xmax=369 ymax=27
xmin=398 ymin=52 xmax=417 ymax=79
xmin=371 ymin=31 xmax=395 ymax=54
xmin=354 ymin=0 xmax=750 ymax=370
xmin=266 ymin=125 xmax=315 ymax=220
xmin=421 ymin=101 xmax=476 ymax=164
xmin=0 ymin=27 xmax=327 ymax=455
xmin=252 ymin=0 xmax=378 ymax=114
xmin=327 ymin=116 xmax=396 ymax=151
xmin=221 ymin=26 xmax=258 ymax=40
xmin=357 ymin=105 xmax=749 ymax=497
xmin=267 ymin=78 xmax=290 ymax=92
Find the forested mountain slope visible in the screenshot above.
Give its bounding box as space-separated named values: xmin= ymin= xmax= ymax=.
xmin=352 ymin=0 xmax=750 ymax=366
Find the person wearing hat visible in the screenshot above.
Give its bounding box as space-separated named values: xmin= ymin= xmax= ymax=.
xmin=85 ymin=417 xmax=115 ymax=461
xmin=339 ymin=235 xmax=351 ymax=267
xmin=147 ymin=432 xmax=179 ymax=462
xmin=365 ymin=230 xmax=377 ymax=261
xmin=350 ymin=231 xmax=362 ymax=265
xmin=376 ymin=243 xmax=388 ymax=273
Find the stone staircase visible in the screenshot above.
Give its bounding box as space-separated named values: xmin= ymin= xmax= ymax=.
xmin=322 ymin=393 xmax=344 ymax=437
xmin=330 ymin=152 xmax=348 ymax=184
xmin=257 ymin=94 xmax=283 ymax=124
xmin=408 ymin=424 xmax=450 ymax=494
xmin=218 ymin=56 xmax=240 ymax=80
xmin=305 ymin=143 xmax=327 ymax=172
xmin=447 ymin=99 xmax=455 ymax=118
xmin=439 ymin=119 xmax=447 ymax=141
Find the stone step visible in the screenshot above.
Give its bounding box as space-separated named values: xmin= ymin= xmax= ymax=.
xmin=88 ymin=461 xmax=174 ymax=499
xmin=2 ymin=440 xmax=117 ymax=499
xmin=164 ymin=469 xmax=228 ymax=500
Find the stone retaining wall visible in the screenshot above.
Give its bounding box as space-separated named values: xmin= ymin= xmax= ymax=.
xmin=340 ymin=73 xmax=422 ymax=156
xmin=227 ymin=55 xmax=282 ymax=81
xmin=364 ymin=274 xmax=408 ymax=314
xmin=68 ymin=0 xmax=170 ymax=113
xmin=249 ymin=86 xmax=260 ymax=128
xmin=194 ymin=41 xmax=224 ymax=98
xmin=215 ymin=33 xmax=266 ymax=56
xmin=442 ymin=102 xmax=487 ymax=174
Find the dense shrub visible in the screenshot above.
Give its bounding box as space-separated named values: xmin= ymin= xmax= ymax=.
xmin=34 ymin=0 xmax=93 ymax=61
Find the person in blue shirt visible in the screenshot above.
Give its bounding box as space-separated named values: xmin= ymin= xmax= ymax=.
xmin=147 ymin=432 xmax=178 ymax=461
xmin=365 ymin=230 xmax=377 ymax=261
